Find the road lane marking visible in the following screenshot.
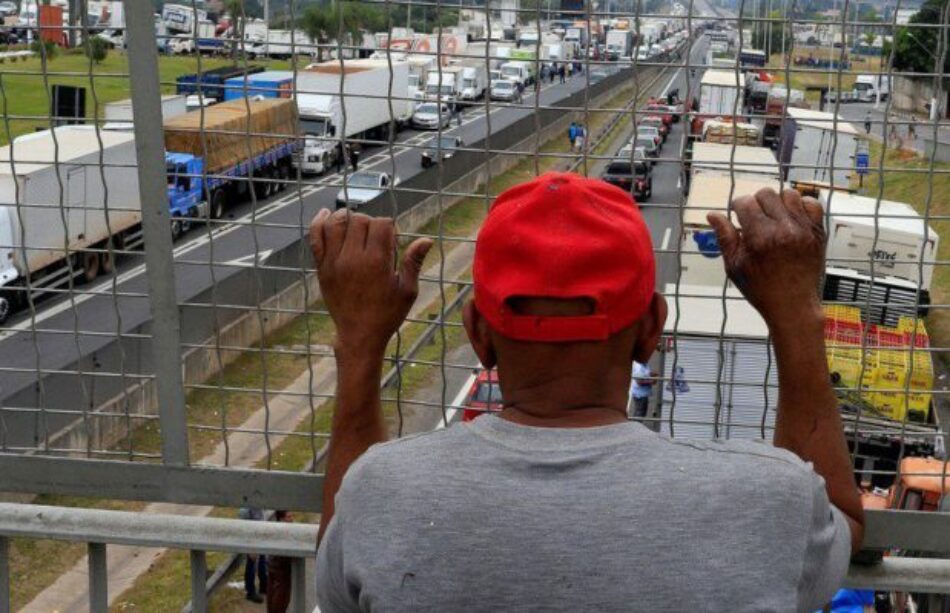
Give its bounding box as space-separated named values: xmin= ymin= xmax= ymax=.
xmin=661 ymin=227 xmax=672 ymax=250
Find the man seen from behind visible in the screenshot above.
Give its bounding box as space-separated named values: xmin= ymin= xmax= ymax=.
xmin=311 ymin=173 xmax=864 ymax=611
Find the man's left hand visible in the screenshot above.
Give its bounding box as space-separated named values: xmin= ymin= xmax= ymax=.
xmin=310 ymin=209 xmax=434 ymax=354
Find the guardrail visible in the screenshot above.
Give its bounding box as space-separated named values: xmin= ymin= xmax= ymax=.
xmin=1 ymin=502 xmax=948 ymax=613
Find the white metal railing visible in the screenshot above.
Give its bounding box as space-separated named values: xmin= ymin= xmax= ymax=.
xmin=1 ymin=502 xmax=949 ymax=612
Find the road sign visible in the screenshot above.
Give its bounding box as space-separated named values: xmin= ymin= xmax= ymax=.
xmin=856 ymin=151 xmax=870 ymax=176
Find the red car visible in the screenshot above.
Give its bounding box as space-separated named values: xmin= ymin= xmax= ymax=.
xmin=461 ymin=369 xmax=503 ymax=422
xmin=643 ymin=103 xmax=673 ymax=127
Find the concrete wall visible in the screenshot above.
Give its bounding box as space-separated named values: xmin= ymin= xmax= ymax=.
xmin=891 ymin=75 xmax=950 ymax=118
xmin=42 ymin=66 xmax=654 ymax=455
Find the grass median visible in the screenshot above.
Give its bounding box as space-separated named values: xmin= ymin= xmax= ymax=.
xmin=862 ymin=141 xmax=949 ymax=368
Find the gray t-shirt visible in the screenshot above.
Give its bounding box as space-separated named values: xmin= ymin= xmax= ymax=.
xmin=317 ymin=416 xmax=850 ymax=612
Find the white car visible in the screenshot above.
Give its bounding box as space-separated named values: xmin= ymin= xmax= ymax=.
xmin=636 ymin=126 xmax=663 ymax=150
xmin=335 ymin=171 xmax=397 ymax=210
xmin=411 ymin=102 xmax=452 ymax=130
xmin=490 ymin=79 xmax=521 ymax=102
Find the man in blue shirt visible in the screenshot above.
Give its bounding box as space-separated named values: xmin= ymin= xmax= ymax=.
xmin=630 ymin=360 xmax=656 ymax=419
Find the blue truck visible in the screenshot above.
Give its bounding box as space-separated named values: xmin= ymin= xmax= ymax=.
xmin=222 ymin=70 xmax=295 ymax=102
xmin=163 ymin=98 xmax=298 ymax=238
xmin=176 ymin=65 xmax=265 ymax=102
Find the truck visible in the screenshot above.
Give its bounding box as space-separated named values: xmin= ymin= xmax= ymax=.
xmin=691 ymin=69 xmax=746 ymax=137
xmin=247 ymin=29 xmax=313 ymax=59
xmin=163 ymin=98 xmax=298 ymax=236
xmin=658 ymin=176 xmax=782 ymax=439
xmin=162 ymin=3 xmax=205 ymax=36
xmin=605 ymin=28 xmax=633 ymax=60
xmin=564 ymin=26 xmax=588 ymax=49
xmin=176 ymin=65 xmax=265 ymax=104
xmin=294 ymin=59 xmax=413 ymax=175
xmin=776 ymin=107 xmax=859 ymax=188
xmin=103 ymin=94 xmax=188 ymax=130
xmin=0 ymin=126 xmax=144 ymax=322
xmin=853 ymin=74 xmax=890 ymax=103
xmin=499 ymin=60 xmax=534 ymax=89
xmin=458 ymin=64 xmax=487 ymax=101
xmin=818 ymin=190 xmax=938 ymax=316
xmin=407 ymin=54 xmax=436 ymax=102
xmin=223 ymin=71 xmax=295 ymax=102
xmin=685 ymin=142 xmax=778 ymax=192
xmin=424 ymin=65 xmax=464 ymax=105
xmin=517 ymin=27 xmax=539 ymax=48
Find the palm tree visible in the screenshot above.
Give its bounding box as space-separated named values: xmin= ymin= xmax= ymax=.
xmin=301 ymin=3 xmax=385 ymax=62
xmin=224 ymin=0 xmax=248 ymax=61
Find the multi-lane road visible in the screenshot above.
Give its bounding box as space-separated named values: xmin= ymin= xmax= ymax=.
xmin=0 ymin=38 xmax=702 ymax=450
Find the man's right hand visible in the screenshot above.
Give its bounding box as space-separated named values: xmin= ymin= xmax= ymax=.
xmin=707 ymin=188 xmax=826 ymax=328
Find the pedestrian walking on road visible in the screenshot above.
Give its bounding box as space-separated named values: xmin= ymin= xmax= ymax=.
xmin=310 ymin=175 xmax=861 ymax=611
xmin=574 ymin=125 xmax=586 ymax=152
xmin=630 ymin=360 xmax=657 ymax=419
xmin=238 ymin=507 xmax=267 ymax=603
xmin=864 ymin=111 xmax=872 ymax=135
xmin=558 ymin=64 xmax=566 ymax=83
xmin=568 ymin=121 xmax=578 ymax=148
xmin=908 ymin=116 xmax=917 ymax=141
xmin=335 ymin=144 xmax=346 ymax=173
xmin=888 ymin=123 xmax=899 ymax=147
xmin=454 ymin=104 xmax=464 ymax=127
xmin=350 ymin=144 xmax=361 ymax=171
xmin=550 ymin=63 xmax=557 ymax=84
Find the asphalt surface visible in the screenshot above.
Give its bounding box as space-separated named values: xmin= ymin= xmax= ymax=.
xmin=0 ymin=44 xmax=686 ymax=449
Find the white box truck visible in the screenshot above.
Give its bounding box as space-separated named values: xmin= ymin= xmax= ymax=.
xmin=424 ymin=65 xmax=464 ymax=104
xmin=103 ymin=94 xmax=188 ymax=130
xmin=162 ymin=3 xmax=205 ymax=35
xmin=698 ymin=70 xmax=745 ymax=115
xmin=295 ymin=59 xmax=413 ymax=175
xmin=777 ymin=107 xmax=859 ymax=189
xmin=853 ymin=74 xmax=890 ymax=103
xmin=605 ymin=28 xmax=633 ymax=60
xmin=820 ymin=190 xmax=938 ymax=321
xmin=0 ymin=127 xmax=143 ymax=322
xmin=458 ymin=64 xmax=487 ymax=101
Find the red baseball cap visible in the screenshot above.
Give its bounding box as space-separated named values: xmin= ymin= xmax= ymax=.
xmin=473 ymin=172 xmax=655 ymax=343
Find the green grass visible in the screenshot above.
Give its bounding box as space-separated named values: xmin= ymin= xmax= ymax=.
xmin=767 ymin=50 xmax=883 ymax=105
xmin=7 ymin=495 xmax=146 ymax=611
xmin=861 ymin=142 xmax=950 ymax=368
xmin=0 ymin=51 xmax=289 ymax=145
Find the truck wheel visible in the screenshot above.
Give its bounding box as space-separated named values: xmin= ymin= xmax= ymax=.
xmin=211 ymin=190 xmax=226 ymax=220
xmin=100 ymin=241 xmax=115 ymax=275
xmin=0 ymin=296 xmax=10 ymax=324
xmin=277 ymin=164 xmax=289 ymax=191
xmin=253 ymin=172 xmax=269 ymax=199
xmin=82 ymin=251 xmax=100 ymax=283
xmin=170 ymin=216 xmax=184 ymax=241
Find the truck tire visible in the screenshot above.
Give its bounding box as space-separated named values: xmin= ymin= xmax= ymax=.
xmin=100 ymin=240 xmax=115 ymax=275
xmin=0 ymin=295 xmax=10 ymax=324
xmin=277 ymin=164 xmax=289 ymax=191
xmin=170 ymin=216 xmax=184 ymax=241
xmin=253 ymin=171 xmax=270 ymax=200
xmin=82 ymin=251 xmax=100 ymax=283
xmin=211 ymin=189 xmax=226 ymax=220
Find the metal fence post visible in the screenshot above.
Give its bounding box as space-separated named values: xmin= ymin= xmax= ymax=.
xmin=123 ymin=0 xmax=190 ymax=465
xmin=190 ymin=550 xmax=208 ymax=613
xmin=88 ymin=542 xmax=108 ymax=612
xmin=290 ymin=556 xmax=307 ymax=613
xmin=0 ymin=536 xmax=9 ymax=613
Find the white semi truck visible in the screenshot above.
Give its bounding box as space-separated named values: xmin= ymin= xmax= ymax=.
xmin=0 ymin=127 xmax=144 ymax=322
xmin=777 ymin=107 xmax=860 ymax=189
xmin=295 ymin=59 xmax=413 ymax=175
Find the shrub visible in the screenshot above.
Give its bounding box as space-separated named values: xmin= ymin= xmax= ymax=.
xmin=84 ymin=36 xmax=108 ymax=64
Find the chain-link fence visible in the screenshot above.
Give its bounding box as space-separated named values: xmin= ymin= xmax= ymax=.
xmin=0 ymin=0 xmax=947 ymax=608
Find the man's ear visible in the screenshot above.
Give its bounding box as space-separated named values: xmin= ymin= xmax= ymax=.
xmin=632 ymin=293 xmax=668 ymax=364
xmin=463 ymin=300 xmax=497 ymax=369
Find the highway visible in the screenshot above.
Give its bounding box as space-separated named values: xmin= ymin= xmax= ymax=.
xmin=0 ymin=42 xmax=695 ymax=450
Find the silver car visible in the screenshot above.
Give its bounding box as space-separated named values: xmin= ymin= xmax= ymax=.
xmin=412 ymin=102 xmax=452 ymax=130
xmin=335 ymin=171 xmax=398 ymax=210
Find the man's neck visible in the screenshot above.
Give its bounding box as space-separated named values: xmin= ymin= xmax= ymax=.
xmin=498 ymin=405 xmax=628 ymax=428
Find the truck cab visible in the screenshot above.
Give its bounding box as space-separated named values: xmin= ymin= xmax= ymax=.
xmin=165 ymin=153 xmax=208 ymax=237
xmin=500 ymin=61 xmax=532 ymax=89
xmin=425 ymin=71 xmax=459 ymax=105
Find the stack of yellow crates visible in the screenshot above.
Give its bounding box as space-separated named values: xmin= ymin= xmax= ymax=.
xmin=823 ymin=307 xmax=934 ymax=423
